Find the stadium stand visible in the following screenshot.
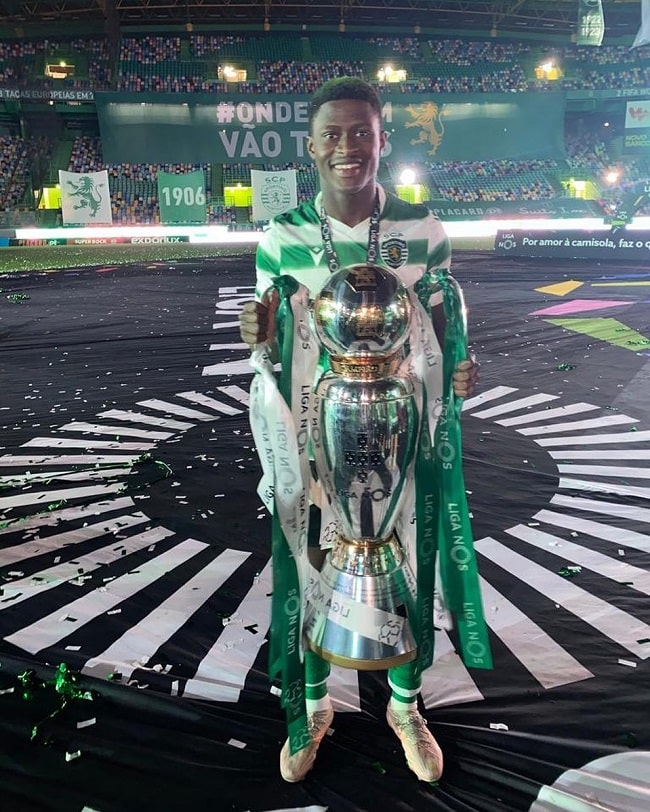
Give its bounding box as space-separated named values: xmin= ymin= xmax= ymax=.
xmin=1 ymin=32 xmax=649 ymax=225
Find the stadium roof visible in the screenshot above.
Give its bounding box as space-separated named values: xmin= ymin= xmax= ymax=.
xmin=0 ymin=0 xmax=643 ymax=40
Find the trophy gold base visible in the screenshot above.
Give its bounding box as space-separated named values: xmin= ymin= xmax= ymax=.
xmin=304 ymin=534 xmax=418 ymax=671
xmin=307 ymin=640 xmax=416 ymax=671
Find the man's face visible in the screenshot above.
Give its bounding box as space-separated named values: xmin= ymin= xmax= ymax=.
xmin=307 ymin=99 xmax=386 ymax=198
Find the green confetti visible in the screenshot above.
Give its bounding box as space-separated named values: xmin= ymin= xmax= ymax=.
xmin=558 ymin=565 xmax=582 ymax=578
xmin=15 ymin=663 xmax=98 ymax=743
xmin=6 ymin=292 xmax=30 ymax=303
xmin=17 ymin=668 xmax=41 ymax=701
xmin=556 ymin=363 xmax=576 ymax=371
xmin=369 ymin=760 xmax=386 ymax=774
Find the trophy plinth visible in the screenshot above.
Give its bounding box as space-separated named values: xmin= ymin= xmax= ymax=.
xmin=304 ymin=264 xmax=419 ymax=670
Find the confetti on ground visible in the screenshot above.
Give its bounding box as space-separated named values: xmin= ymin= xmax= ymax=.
xmin=558 ymin=566 xmax=582 ymax=577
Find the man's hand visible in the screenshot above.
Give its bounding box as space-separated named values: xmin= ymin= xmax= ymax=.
xmin=239 ymin=289 xmax=279 ymax=349
xmin=452 ymin=356 xmax=479 ymax=398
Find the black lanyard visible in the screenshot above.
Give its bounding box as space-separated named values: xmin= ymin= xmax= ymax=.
xmin=319 ymin=193 xmax=381 ymax=272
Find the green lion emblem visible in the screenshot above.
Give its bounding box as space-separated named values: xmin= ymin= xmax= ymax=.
xmin=405 ymin=101 xmax=445 ymax=156
xmin=66 ymin=175 xmax=105 ymax=218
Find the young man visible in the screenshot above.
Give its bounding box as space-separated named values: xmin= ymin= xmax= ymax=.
xmin=239 ymin=77 xmax=478 ymax=784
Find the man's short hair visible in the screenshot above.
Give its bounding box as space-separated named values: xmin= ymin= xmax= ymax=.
xmin=308 ymin=77 xmax=382 ymax=132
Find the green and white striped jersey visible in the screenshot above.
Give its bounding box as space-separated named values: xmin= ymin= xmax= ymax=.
xmin=255 ymin=185 xmax=451 ymax=300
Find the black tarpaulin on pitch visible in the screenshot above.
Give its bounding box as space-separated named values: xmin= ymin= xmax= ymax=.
xmin=0 ymin=252 xmax=649 ymax=811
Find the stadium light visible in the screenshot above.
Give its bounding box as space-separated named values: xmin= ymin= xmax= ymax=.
xmin=377 ymin=65 xmax=407 ymax=83
xmin=400 ymin=168 xmax=416 ymax=185
xmin=535 ymin=60 xmax=561 ymax=81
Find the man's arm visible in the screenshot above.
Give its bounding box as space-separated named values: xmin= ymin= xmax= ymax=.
xmin=431 ymin=300 xmax=479 ymax=399
xmin=239 ymin=228 xmax=281 ymax=358
xmin=239 ymin=289 xmax=279 ymax=361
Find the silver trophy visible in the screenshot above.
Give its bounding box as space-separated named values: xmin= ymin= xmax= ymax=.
xmin=304 ymin=264 xmax=420 ymax=670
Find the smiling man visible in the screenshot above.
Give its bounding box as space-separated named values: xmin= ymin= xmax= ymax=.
xmin=239 ymin=76 xmax=479 ymax=784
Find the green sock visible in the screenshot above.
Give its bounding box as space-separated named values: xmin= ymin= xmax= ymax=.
xmin=388 ymin=663 xmax=420 ymax=714
xmin=305 ymin=650 xmax=331 ymax=713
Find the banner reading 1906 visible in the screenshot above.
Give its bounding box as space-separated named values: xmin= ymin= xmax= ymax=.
xmin=95 ymin=90 xmax=567 ymax=165
xmin=157 ymin=169 xmax=207 ymax=224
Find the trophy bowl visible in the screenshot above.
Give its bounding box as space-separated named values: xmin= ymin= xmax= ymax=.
xmin=313 ymin=263 xmax=412 ymax=361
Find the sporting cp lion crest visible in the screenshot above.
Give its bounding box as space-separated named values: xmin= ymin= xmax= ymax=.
xmin=66 ymin=175 xmax=105 ymax=218
xmin=380 ymin=233 xmax=408 ymax=270
xmin=261 ymin=175 xmax=292 ymax=215
xmin=405 ymin=101 xmax=445 ymax=156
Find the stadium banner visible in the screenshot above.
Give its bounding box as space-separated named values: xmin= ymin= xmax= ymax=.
xmin=95 ymin=91 xmax=566 ymax=165
xmin=157 ymin=170 xmax=207 ymax=224
xmin=59 ymin=169 xmax=113 ymax=225
xmin=0 ymin=88 xmax=94 ymax=101
xmin=9 ymin=237 xmax=68 ymax=247
xmin=633 ymin=0 xmax=650 ymax=47
xmin=494 ymin=229 xmax=650 ymax=259
xmin=623 ymin=99 xmax=650 ymax=154
xmin=8 ymin=235 xmax=190 ymax=247
xmin=427 ymin=198 xmax=603 ymax=220
xmin=251 ymin=169 xmax=297 ymax=221
xmin=576 ymin=0 xmax=605 ymax=46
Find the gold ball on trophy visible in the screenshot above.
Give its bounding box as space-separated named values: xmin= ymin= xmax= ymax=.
xmin=313 ymin=264 xmax=411 ymax=361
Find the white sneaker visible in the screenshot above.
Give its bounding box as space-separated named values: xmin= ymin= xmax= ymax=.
xmin=279 ymin=707 xmax=334 ymax=783
xmin=386 ymin=704 xmax=443 ymax=782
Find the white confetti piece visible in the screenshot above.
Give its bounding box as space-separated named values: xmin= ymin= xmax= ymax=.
xmin=77 ymin=718 xmax=96 ymax=729
xmin=65 ymin=749 xmax=82 ymax=762
xmin=270 ymin=685 xmax=282 ymax=697
xmin=228 ymin=738 xmax=247 ymax=749
xmin=618 ymin=659 xmax=637 ymax=668
xmin=170 ymin=680 xmax=180 ymax=696
xmin=489 ymin=722 xmax=509 ymax=730
xmin=65 ymin=645 xmax=82 ymax=651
